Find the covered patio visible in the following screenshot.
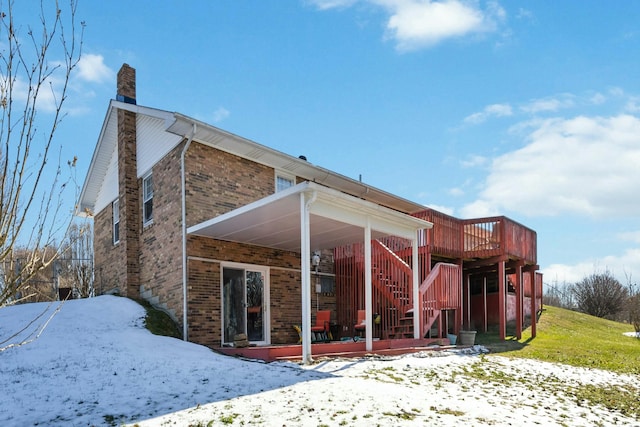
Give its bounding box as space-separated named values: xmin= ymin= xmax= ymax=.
xmin=187 ymin=181 xmax=433 ymax=364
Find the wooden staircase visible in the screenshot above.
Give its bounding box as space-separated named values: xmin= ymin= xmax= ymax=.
xmin=388 ymin=312 xmax=415 ymax=339
xmin=371 ymin=241 xmax=461 ymax=339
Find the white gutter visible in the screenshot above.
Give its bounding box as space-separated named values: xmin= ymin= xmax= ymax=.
xmin=181 ymin=123 xmax=197 ymax=341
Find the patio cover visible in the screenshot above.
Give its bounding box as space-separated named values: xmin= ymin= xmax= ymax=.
xmin=187 ymin=181 xmax=433 ymax=363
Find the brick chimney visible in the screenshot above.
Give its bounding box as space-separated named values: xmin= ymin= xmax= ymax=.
xmin=116 ymin=64 xmax=140 ymax=298
xmin=116 ymin=64 xmax=137 ymax=104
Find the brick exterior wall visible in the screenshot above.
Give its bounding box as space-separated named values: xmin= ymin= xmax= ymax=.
xmin=93 ymin=204 xmax=126 ymax=294
xmin=94 ymin=136 xmax=338 ymax=347
xmin=187 ymin=236 xmax=306 ymax=346
xmin=184 ymin=143 xmax=275 ymax=227
xmin=138 ymin=144 xmax=184 ymax=321
xmin=94 ymin=68 xmax=337 ymax=347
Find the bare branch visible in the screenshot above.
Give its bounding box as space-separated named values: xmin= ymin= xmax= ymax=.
xmin=0 ymin=0 xmax=83 ymax=306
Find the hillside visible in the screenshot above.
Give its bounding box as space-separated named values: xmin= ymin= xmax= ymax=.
xmin=498 ymin=305 xmax=640 ymax=374
xmin=0 ymin=296 xmax=638 ymax=426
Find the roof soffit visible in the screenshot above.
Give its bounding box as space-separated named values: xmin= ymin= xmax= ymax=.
xmin=187 ymin=182 xmax=432 ymax=252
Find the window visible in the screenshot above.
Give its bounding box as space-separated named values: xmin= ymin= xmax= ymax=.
xmin=112 ymin=199 xmax=120 ymax=244
xmin=275 ymin=173 xmax=294 ymax=192
xmin=143 ymin=173 xmax=153 ymax=225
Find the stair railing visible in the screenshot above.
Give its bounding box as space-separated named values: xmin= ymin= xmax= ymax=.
xmin=419 ymin=262 xmax=462 ymax=338
xmin=371 ymin=240 xmax=413 ymax=337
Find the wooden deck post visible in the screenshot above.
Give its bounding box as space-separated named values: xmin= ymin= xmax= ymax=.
xmin=464 ymin=272 xmax=471 ymax=330
xmin=482 ymin=275 xmax=488 ymax=333
xmin=456 ymin=258 xmax=463 ymax=334
xmin=412 ymin=234 xmax=420 ymax=339
xmin=498 ymin=260 xmax=506 ymax=340
xmin=530 ymin=270 xmax=537 ymax=338
xmin=515 ymin=263 xmax=523 ymax=340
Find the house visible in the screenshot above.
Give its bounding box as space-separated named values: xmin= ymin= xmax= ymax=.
xmin=78 ymin=64 xmax=542 ymax=363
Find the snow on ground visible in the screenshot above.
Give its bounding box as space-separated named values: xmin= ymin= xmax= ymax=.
xmin=0 ymin=296 xmax=638 ymax=426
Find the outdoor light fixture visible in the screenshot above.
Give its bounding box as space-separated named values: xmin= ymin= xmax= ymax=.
xmin=311 ymin=251 xmax=321 ymax=270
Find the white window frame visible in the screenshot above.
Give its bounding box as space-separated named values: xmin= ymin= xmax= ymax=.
xmin=143 ymin=173 xmax=153 ymax=226
xmin=112 ymin=199 xmax=120 ymax=244
xmin=220 ymin=261 xmax=271 ymax=346
xmin=275 ymin=171 xmax=295 ymax=193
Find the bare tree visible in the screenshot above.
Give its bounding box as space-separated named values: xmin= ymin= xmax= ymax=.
xmin=623 ymin=270 xmax=640 ymax=335
xmin=543 ymin=278 xmax=574 ymax=309
xmin=0 ymin=0 xmax=84 ymax=306
xmin=62 ymin=220 xmax=93 ymax=298
xmin=571 ymin=270 xmax=628 ymax=320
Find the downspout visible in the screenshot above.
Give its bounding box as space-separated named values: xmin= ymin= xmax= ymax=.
xmin=181 ymin=123 xmax=197 ymax=341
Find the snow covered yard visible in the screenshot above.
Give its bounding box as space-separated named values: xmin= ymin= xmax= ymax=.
xmin=0 ymin=296 xmax=638 ymax=426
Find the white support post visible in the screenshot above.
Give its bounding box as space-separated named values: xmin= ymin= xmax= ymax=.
xmin=364 ymin=218 xmax=373 ymax=351
xmin=412 ymin=234 xmax=420 ymax=339
xmin=300 ymin=192 xmax=313 ymax=364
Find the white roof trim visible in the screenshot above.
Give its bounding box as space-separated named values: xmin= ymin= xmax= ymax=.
xmin=166 ymin=113 xmax=426 ymax=214
xmin=77 ymin=101 xmax=177 ymax=216
xmin=78 ymin=101 xmax=428 ymax=217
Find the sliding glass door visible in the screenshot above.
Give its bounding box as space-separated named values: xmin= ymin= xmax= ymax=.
xmin=222 ymin=264 xmax=269 ymax=345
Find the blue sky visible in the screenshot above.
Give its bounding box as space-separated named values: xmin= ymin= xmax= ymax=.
xmin=16 ymin=1 xmax=640 ymax=286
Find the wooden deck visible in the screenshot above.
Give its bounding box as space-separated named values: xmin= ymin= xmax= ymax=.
xmin=330 ymin=208 xmax=541 ymax=344
xmin=413 ymin=209 xmax=538 ymax=265
xmin=215 ymin=337 xmax=453 ymax=362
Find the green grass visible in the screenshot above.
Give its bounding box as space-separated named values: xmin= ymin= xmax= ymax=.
xmin=134 ymin=298 xmax=182 ymax=339
xmin=476 ymin=305 xmax=640 ymax=375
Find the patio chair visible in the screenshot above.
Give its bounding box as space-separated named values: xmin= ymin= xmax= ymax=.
xmin=354 ymin=309 xmax=366 ymax=339
xmin=311 ymin=310 xmax=331 ymax=342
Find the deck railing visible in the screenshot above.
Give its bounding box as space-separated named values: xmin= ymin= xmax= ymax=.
xmin=413 ymin=209 xmax=462 ymax=258
xmin=413 ymin=209 xmax=537 ymax=264
xmin=419 ymin=262 xmax=461 ymax=338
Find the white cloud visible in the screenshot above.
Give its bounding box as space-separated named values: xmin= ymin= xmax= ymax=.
xmin=463 ymin=103 xmax=512 ymax=124
xmin=516 ymin=8 xmax=533 ymax=20
xmin=462 ymin=114 xmax=640 ymax=218
xmin=308 ymin=0 xmax=506 ymax=51
xmin=459 ymin=154 xmax=488 ymax=168
xmin=618 ymin=230 xmax=640 ymax=244
xmin=425 ymin=203 xmax=455 ymax=216
xmin=520 ymin=94 xmax=575 ymax=114
xmin=307 ymin=0 xmax=358 ymax=10
xmin=5 ymin=56 xmax=112 ymax=116
xmin=76 ymin=54 xmax=114 ymax=84
xmin=212 ymin=107 xmax=230 ymax=123
xmin=543 ymin=248 xmax=640 ymax=285
xmin=589 ymin=92 xmax=606 ymax=105
xmin=11 ymin=76 xmax=59 ymax=114
xmin=382 ymin=0 xmax=505 ymax=51
xmin=625 ymin=96 xmax=640 ymax=113
xmin=448 ymin=187 xmax=464 ymax=196
xmin=459 ymin=199 xmax=499 ymax=218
